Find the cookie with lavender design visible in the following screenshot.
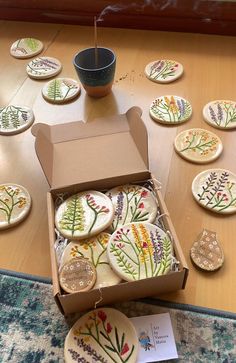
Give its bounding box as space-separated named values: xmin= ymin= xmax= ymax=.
xmin=26 ymin=56 xmax=62 ymax=79
xmin=192 ymin=169 xmax=236 ymax=214
xmin=65 ymin=308 xmax=138 ymax=363
xmin=55 ymin=190 xmax=114 ymax=240
xmin=106 ymin=185 xmax=158 ymax=232
xmin=0 ymin=105 xmax=34 ymax=135
xmin=42 ymin=78 xmax=81 ymax=103
xmin=203 ymin=100 xmax=236 ymax=129
xmin=107 ymin=222 xmax=173 ymax=282
xmin=145 ymin=60 xmax=183 ymax=83
xmin=150 ymin=95 xmax=192 ymax=124
xmin=0 ymin=184 xmax=31 ymax=229
xmin=61 ymin=232 xmax=121 ymax=288
xmin=174 ymin=128 xmax=223 ymax=164
xmin=10 ymin=38 xmax=43 ymax=59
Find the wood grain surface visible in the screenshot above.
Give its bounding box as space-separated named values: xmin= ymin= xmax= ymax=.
xmin=0 ymin=21 xmax=235 ymax=312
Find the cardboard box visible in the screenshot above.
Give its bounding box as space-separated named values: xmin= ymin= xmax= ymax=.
xmin=32 ymin=106 xmax=188 ymax=315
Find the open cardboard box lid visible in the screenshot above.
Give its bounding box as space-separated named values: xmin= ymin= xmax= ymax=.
xmin=32 ymin=107 xmax=149 ymax=190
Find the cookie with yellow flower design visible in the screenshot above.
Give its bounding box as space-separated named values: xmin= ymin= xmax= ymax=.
xmin=174 ymin=128 xmax=223 ymax=164
xmin=61 ymin=232 xmax=121 ymax=288
xmin=64 ymin=308 xmax=138 ymax=363
xmin=150 ymin=95 xmax=192 ymax=124
xmin=0 ymin=183 xmax=31 ymax=229
xmin=107 ymin=222 xmax=173 ymax=282
xmin=42 ymin=78 xmax=81 ymax=103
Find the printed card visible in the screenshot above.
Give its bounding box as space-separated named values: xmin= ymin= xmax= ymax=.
xmin=130 ymin=313 xmax=178 ymax=362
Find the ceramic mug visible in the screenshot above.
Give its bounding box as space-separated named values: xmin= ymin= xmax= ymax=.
xmin=73 ymin=47 xmax=116 ymax=98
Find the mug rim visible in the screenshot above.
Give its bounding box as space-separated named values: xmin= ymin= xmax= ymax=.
xmin=73 ymin=47 xmax=116 ymax=72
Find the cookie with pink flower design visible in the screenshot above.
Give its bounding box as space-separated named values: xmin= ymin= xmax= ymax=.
xmin=55 ymin=190 xmax=114 ymax=239
xmin=145 ymin=60 xmax=183 ymax=83
xmin=106 ymin=184 xmax=158 ymax=232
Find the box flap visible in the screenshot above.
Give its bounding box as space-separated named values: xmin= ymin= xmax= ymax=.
xmin=32 ymin=107 xmax=149 ymax=190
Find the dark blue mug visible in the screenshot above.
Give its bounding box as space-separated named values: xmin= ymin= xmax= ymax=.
xmin=73 ymin=47 xmax=116 ymax=97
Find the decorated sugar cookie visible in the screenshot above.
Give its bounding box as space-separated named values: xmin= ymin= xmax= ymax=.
xmin=64 ymin=308 xmax=138 ymax=363
xmin=61 ymin=232 xmax=121 ymax=288
xmin=107 ymin=222 xmax=173 ymax=282
xmin=174 ymin=128 xmax=223 ymax=164
xmin=55 ymin=191 xmax=114 ymax=239
xmin=10 ymin=38 xmax=43 ymax=59
xmin=59 ymin=257 xmax=96 ymax=294
xmin=0 ymin=184 xmax=31 ymax=229
xmin=203 ymin=100 xmax=236 ymax=129
xmin=150 ymin=95 xmax=192 ymax=124
xmin=106 ymin=184 xmax=158 ymax=232
xmin=190 ymin=229 xmax=224 ymax=271
xmin=42 ymin=78 xmax=81 ymax=103
xmin=145 ymin=59 xmax=183 ymax=83
xmin=0 ymin=105 xmax=34 ymax=135
xmin=192 ymin=169 xmax=236 ymax=214
xmin=26 ymin=57 xmax=62 ymax=79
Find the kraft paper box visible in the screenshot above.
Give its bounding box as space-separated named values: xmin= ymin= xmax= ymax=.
xmin=32 ymin=107 xmax=188 ymax=315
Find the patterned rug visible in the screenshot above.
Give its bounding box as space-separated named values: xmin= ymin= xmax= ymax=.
xmin=0 ymin=269 xmax=236 ymax=363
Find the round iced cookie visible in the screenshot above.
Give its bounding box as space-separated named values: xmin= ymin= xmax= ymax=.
xmin=192 ymin=169 xmax=236 ymax=214
xmin=107 ymin=222 xmax=173 ymax=282
xmin=150 ymin=95 xmax=192 ymax=124
xmin=190 ymin=229 xmax=224 ymax=271
xmin=64 ymin=308 xmax=138 ymax=363
xmin=145 ymin=59 xmax=183 ymax=83
xmin=26 ymin=56 xmax=62 ymax=79
xmin=55 ymin=190 xmax=114 ymax=240
xmin=59 ymin=257 xmax=96 ymax=294
xmin=61 ymin=232 xmax=121 ymax=288
xmin=0 ymin=183 xmax=31 ymax=229
xmin=174 ymin=128 xmax=223 ymax=164
xmin=203 ymin=100 xmax=236 ymax=129
xmin=0 ymin=105 xmax=34 ymax=135
xmin=10 ymin=38 xmax=43 ymax=59
xmin=106 ymin=184 xmax=158 ymax=232
xmin=42 ymin=78 xmax=81 ymax=103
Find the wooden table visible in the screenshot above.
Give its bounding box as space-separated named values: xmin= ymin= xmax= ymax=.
xmin=0 ymin=20 xmax=236 ymax=313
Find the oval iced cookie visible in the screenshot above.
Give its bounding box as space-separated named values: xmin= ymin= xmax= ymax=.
xmin=174 ymin=128 xmax=223 ymax=164
xmin=55 ymin=191 xmax=114 ymax=239
xmin=107 ymin=222 xmax=173 ymax=282
xmin=59 ymin=257 xmax=96 ymax=294
xmin=192 ymin=169 xmax=236 ymax=214
xmin=150 ymin=95 xmax=192 ymax=124
xmin=64 ymin=308 xmax=138 ymax=363
xmin=10 ymin=38 xmax=43 ymax=59
xmin=203 ymin=100 xmax=236 ymax=129
xmin=106 ymin=184 xmax=158 ymax=232
xmin=61 ymin=232 xmax=121 ymax=288
xmin=42 ymin=78 xmax=81 ymax=103
xmin=190 ymin=229 xmax=224 ymax=271
xmin=26 ymin=57 xmax=62 ymax=79
xmin=0 ymin=105 xmax=34 ymax=135
xmin=0 ymin=184 xmax=31 ymax=229
xmin=145 ymin=59 xmax=183 ymax=83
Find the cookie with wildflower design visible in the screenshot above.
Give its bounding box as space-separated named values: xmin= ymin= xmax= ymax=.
xmin=0 ymin=105 xmax=34 ymax=135
xmin=61 ymin=232 xmax=121 ymax=288
xmin=42 ymin=78 xmax=81 ymax=103
xmin=203 ymin=100 xmax=236 ymax=129
xmin=55 ymin=190 xmax=114 ymax=239
xmin=174 ymin=128 xmax=223 ymax=164
xmin=0 ymin=183 xmax=31 ymax=229
xmin=26 ymin=56 xmax=62 ymax=79
xmin=64 ymin=308 xmax=138 ymax=363
xmin=106 ymin=184 xmax=158 ymax=232
xmin=10 ymin=38 xmax=43 ymax=59
xmin=145 ymin=59 xmax=183 ymax=83
xmin=192 ymin=169 xmax=236 ymax=214
xmin=107 ymin=222 xmax=173 ymax=282
xmin=150 ymin=95 xmax=192 ymax=124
